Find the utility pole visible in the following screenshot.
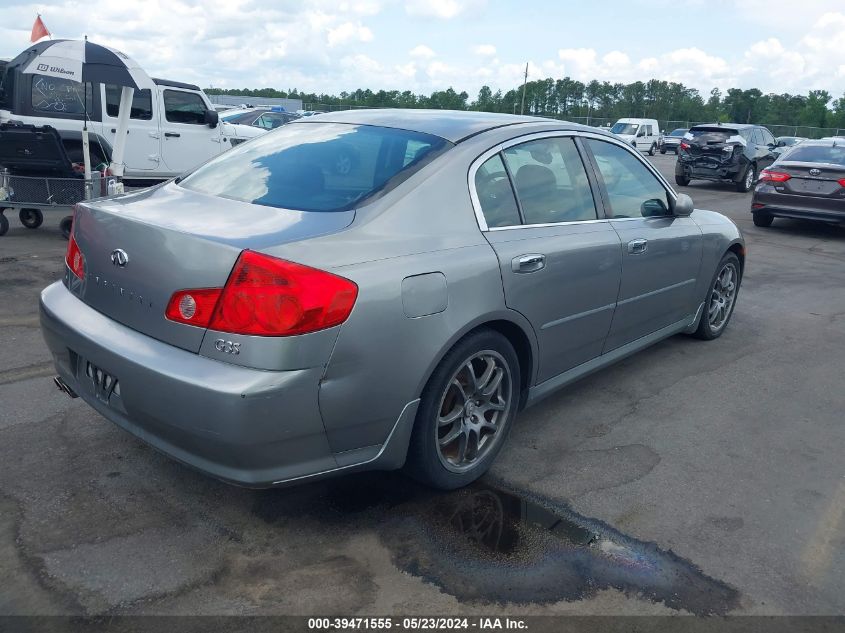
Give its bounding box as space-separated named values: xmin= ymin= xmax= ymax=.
xmin=520 ymin=63 xmax=528 ymax=115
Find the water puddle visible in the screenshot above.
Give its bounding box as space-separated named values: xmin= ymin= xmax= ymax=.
xmin=254 ymin=475 xmax=740 ymax=614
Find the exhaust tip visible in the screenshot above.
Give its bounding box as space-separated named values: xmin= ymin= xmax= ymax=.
xmin=53 ymin=376 xmax=79 ymax=399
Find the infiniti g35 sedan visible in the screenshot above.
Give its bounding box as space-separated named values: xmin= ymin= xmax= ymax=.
xmin=41 ymin=110 xmax=745 ymax=490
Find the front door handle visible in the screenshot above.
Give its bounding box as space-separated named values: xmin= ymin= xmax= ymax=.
xmin=628 ymin=238 xmax=648 ymax=254
xmin=512 ymin=253 xmax=546 ymax=273
xmin=164 ymin=132 xmax=181 ymax=138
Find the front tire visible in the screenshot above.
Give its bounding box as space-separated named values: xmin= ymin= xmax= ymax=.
xmin=676 ymin=174 xmax=691 ymax=186
xmin=694 ymin=252 xmax=741 ymax=340
xmin=405 ymin=329 xmax=520 ymax=490
xmin=660 ymin=146 xmax=667 ymax=154
xmin=0 ymin=211 xmax=8 ymax=236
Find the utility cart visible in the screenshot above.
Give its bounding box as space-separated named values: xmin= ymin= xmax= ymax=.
xmin=0 ymin=122 xmax=110 ymax=238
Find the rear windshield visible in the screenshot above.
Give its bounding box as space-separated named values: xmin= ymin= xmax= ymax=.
xmin=688 ymin=128 xmax=740 ymax=144
xmin=782 ymin=144 xmax=845 ymax=166
xmin=179 ymin=122 xmax=451 ymax=211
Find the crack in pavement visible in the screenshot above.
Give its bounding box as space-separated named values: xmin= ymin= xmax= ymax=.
xmin=0 ymin=362 xmax=55 ymax=386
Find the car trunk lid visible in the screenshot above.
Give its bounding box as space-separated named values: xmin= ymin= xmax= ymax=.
xmin=773 ymin=161 xmax=845 ymax=198
xmin=67 ymin=182 xmax=355 ymax=353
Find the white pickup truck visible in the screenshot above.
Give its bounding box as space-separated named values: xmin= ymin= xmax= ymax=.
xmin=0 ymin=59 xmax=264 ymax=183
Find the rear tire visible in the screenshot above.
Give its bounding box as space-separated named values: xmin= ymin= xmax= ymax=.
xmin=648 ymin=143 xmax=657 ymax=156
xmin=676 ymin=174 xmax=691 ymax=186
xmin=0 ymin=212 xmax=8 ymax=236
xmin=736 ymin=164 xmax=756 ymax=193
xmin=59 ymin=215 xmax=73 ymax=240
xmin=753 ymin=212 xmax=774 ymax=227
xmin=19 ymin=208 xmax=44 ymax=229
xmin=405 ymin=329 xmax=520 ymax=490
xmin=694 ymin=252 xmax=741 ymax=341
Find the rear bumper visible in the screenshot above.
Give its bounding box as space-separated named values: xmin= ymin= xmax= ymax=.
xmin=677 ymin=155 xmax=744 ymax=182
xmin=40 ymin=281 xmax=341 ymax=487
xmin=752 ymin=204 xmax=845 ymax=223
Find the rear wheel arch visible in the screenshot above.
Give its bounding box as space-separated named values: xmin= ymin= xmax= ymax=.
xmin=415 ymin=315 xmax=537 ymax=410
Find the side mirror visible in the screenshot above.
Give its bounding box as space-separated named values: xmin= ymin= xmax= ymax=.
xmin=671 ymin=193 xmax=694 ymax=217
xmin=777 ymin=140 xmax=786 ymax=147
xmin=641 ymin=198 xmax=669 ymax=217
xmin=205 ymin=109 xmax=219 ymax=128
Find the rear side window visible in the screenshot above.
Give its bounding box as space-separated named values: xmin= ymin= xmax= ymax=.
xmin=782 ymin=145 xmax=845 ymax=165
xmin=586 ymin=140 xmax=670 ymax=218
xmin=30 ymin=75 xmax=92 ymax=116
xmin=163 ymin=90 xmax=207 ymax=124
xmin=105 ymin=85 xmax=152 ymax=120
xmin=474 ymin=154 xmax=521 ymax=228
xmin=180 ymin=123 xmax=450 ymax=212
xmin=502 ymin=137 xmax=597 ymax=224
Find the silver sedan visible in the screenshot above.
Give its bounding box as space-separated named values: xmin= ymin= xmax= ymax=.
xmin=41 ymin=109 xmax=744 ymax=489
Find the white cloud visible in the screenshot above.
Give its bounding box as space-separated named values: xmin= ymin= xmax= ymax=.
xmin=409 ymin=44 xmax=436 ymax=59
xmin=473 ymin=44 xmax=496 ymax=56
xmin=327 ymin=21 xmax=373 ymax=47
xmin=405 ymin=0 xmax=485 ymax=19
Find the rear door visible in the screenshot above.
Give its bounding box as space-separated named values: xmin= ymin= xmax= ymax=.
xmin=103 ymin=84 xmax=160 ymax=172
xmin=159 ymin=88 xmax=221 ymax=174
xmin=583 ymin=138 xmax=703 ymax=351
xmin=756 ymin=127 xmax=777 ymax=170
xmin=473 ymin=133 xmax=622 ymax=383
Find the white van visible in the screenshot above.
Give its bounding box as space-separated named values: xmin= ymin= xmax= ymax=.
xmin=610 ymin=118 xmax=661 ymax=155
xmin=0 ymin=57 xmax=264 ymax=183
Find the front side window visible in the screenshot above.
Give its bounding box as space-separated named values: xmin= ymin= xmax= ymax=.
xmin=474 ymin=154 xmax=521 ymax=228
xmin=163 ymin=90 xmax=207 ymax=124
xmin=503 ymin=137 xmax=597 ymax=225
xmin=586 ymin=139 xmax=671 ymax=219
xmin=105 ymin=85 xmax=152 ymax=120
xmin=180 ymin=122 xmax=450 ymax=212
xmin=30 ymin=75 xmax=92 ymax=116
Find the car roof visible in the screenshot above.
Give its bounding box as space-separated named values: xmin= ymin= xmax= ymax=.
xmin=293 ymin=108 xmax=570 ymax=143
xmin=691 ymin=122 xmax=756 ymax=130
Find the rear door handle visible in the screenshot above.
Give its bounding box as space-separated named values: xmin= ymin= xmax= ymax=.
xmin=164 ymin=132 xmax=181 ymax=138
xmin=512 ymin=253 xmax=545 ymax=273
xmin=627 ymin=239 xmax=648 ymax=254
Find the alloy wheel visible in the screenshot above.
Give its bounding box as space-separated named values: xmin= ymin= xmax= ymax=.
xmin=708 ymin=262 xmax=738 ymax=332
xmin=435 ymin=350 xmax=512 ymax=473
xmin=745 ymin=167 xmax=755 ymax=190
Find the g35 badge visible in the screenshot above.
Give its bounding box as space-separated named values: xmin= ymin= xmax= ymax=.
xmin=214 ymin=339 xmax=241 ymax=355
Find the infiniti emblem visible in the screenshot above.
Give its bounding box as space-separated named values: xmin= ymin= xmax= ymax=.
xmin=809 ymin=168 xmax=821 ymax=176
xmin=110 ymin=249 xmax=129 ymax=267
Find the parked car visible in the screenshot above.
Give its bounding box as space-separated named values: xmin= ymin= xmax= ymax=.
xmin=661 ymin=128 xmax=689 ymax=154
xmin=610 ymin=118 xmax=661 ymax=155
xmin=0 ymin=41 xmax=265 ymax=183
xmin=773 ymin=136 xmax=807 ymax=157
xmin=751 ymin=139 xmax=845 ymax=227
xmin=675 ymin=123 xmax=778 ymax=192
xmin=222 ymin=108 xmax=299 ymax=130
xmin=42 ymin=110 xmax=744 ymax=490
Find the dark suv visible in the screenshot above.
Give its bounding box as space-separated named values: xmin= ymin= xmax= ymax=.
xmin=676 ymin=123 xmax=778 ymax=192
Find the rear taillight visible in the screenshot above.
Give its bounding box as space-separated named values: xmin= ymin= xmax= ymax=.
xmin=679 ymin=141 xmax=690 ymax=151
xmin=838 ymin=178 xmax=845 ymax=187
xmin=65 ymin=233 xmax=85 ymax=280
xmin=165 ymin=289 xmax=222 ymax=327
xmin=165 ymin=251 xmax=358 ymax=336
xmin=760 ymin=170 xmax=791 ymax=183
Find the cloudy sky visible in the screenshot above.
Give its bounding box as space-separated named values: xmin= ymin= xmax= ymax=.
xmin=1 ymin=0 xmax=844 ymax=98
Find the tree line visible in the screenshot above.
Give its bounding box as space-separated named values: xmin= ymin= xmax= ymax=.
xmin=207 ymin=77 xmax=845 ymax=131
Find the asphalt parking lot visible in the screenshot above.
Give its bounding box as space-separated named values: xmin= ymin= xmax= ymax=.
xmin=1 ymin=153 xmax=843 ymax=617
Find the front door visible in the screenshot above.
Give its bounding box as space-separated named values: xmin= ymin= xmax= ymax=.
xmin=583 ymin=138 xmax=704 ymax=351
xmin=473 ymin=135 xmax=623 ymax=384
xmin=102 ymin=84 xmax=160 ymax=172
xmin=159 ymin=88 xmax=221 ymax=175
